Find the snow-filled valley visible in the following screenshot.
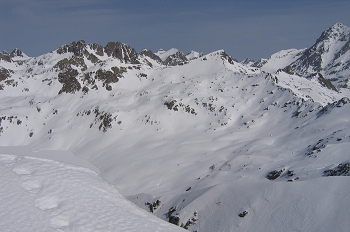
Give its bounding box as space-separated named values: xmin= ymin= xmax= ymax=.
xmin=1 ymin=23 xmax=350 ymax=231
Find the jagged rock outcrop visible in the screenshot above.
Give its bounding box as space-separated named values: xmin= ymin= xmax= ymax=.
xmin=58 ymin=68 xmax=81 ymax=94
xmin=57 ymin=40 xmax=89 ymax=57
xmin=10 ymin=48 xmax=25 ymax=58
xmin=163 ymin=51 xmax=188 ymax=66
xmin=104 ymin=42 xmax=140 ymax=64
xmin=139 ymin=49 xmax=163 ymax=64
xmin=0 ymin=48 xmax=27 ymax=62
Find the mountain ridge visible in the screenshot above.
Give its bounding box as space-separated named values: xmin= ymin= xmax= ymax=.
xmin=282 ymin=23 xmax=350 ymax=89
xmin=0 ymin=23 xmax=350 ymax=232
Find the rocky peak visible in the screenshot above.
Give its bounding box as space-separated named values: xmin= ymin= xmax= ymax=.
xmin=220 ymin=51 xmax=237 ymax=64
xmin=251 ymin=58 xmax=268 ymax=68
xmin=317 ymin=23 xmax=350 ymax=43
xmin=0 ymin=51 xmax=11 ymax=62
xmin=10 ymin=48 xmax=25 ymax=58
xmin=104 ymin=42 xmax=140 ymax=64
xmin=185 ymin=51 xmax=204 ymax=60
xmin=283 ymin=23 xmax=350 ymax=89
xmin=163 ymin=50 xmax=188 ymax=66
xmin=139 ymin=49 xmax=162 ymax=63
xmin=57 ymin=40 xmax=88 ymax=57
xmin=240 ymin=58 xmax=256 ymax=66
xmin=89 ymin=43 xmax=104 ymax=57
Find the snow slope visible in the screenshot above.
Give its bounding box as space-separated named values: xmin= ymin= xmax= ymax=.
xmin=155 ymin=48 xmax=180 ymax=61
xmin=0 ymin=153 xmax=185 ymax=232
xmin=283 ymin=23 xmax=350 ymax=89
xmin=0 ymin=23 xmax=350 ymax=232
xmin=185 ymin=51 xmax=203 ymax=60
xmin=259 ymin=48 xmax=305 ymax=73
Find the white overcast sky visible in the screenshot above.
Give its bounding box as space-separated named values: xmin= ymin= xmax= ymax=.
xmin=1 ymin=0 xmax=349 ymax=60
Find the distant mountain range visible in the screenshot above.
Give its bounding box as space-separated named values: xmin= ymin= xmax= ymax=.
xmin=0 ymin=23 xmax=350 ymax=232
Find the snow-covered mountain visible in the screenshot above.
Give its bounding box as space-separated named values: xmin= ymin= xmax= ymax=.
xmin=255 ymin=48 xmax=305 ymax=73
xmin=185 ymin=50 xmax=204 ymax=60
xmin=1 ymin=23 xmax=350 ymax=232
xmin=269 ymin=23 xmax=350 ymax=90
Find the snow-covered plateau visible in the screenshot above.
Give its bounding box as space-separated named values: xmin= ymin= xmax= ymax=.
xmin=1 ymin=23 xmax=350 ymax=231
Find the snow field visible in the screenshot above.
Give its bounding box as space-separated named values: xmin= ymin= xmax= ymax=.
xmin=0 ymin=154 xmax=185 ymax=232
xmin=0 ymin=25 xmax=350 ymax=231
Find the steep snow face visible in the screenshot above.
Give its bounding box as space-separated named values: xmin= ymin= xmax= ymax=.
xmin=185 ymin=50 xmax=203 ymax=60
xmin=284 ymin=23 xmax=350 ymax=88
xmin=155 ymin=48 xmax=180 ymax=61
xmin=0 ymin=154 xmax=185 ymax=232
xmin=154 ymin=48 xmax=191 ymax=66
xmin=258 ymin=49 xmax=305 ymax=73
xmin=275 ymin=71 xmax=343 ymax=105
xmin=0 ymin=26 xmax=350 ymax=232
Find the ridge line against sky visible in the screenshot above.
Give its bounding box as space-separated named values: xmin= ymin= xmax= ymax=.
xmin=1 ymin=0 xmax=350 ymax=60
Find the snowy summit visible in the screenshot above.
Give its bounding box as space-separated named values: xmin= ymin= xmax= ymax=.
xmin=1 ymin=23 xmax=350 ymax=232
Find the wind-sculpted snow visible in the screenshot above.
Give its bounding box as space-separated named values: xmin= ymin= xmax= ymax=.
xmin=0 ymin=154 xmax=185 ymax=232
xmin=0 ymin=23 xmax=350 ymax=232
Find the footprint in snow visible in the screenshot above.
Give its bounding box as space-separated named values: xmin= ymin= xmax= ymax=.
xmin=21 ymin=179 xmax=42 ymax=194
xmin=35 ymin=196 xmax=60 ymax=211
xmin=0 ymin=154 xmax=21 ymax=167
xmin=12 ymin=166 xmax=34 ymax=175
xmin=50 ymin=215 xmax=70 ymax=229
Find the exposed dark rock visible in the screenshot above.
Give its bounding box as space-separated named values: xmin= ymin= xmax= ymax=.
xmin=238 ymin=211 xmax=248 ymax=218
xmin=164 ymin=100 xmax=177 ymax=110
xmin=0 ymin=51 xmax=12 ymax=63
xmin=95 ymin=69 xmax=120 ymax=91
xmin=181 ymin=217 xmax=196 ymax=229
xmin=86 ymin=53 xmax=100 ymax=63
xmin=169 ymin=215 xmax=180 ymax=226
xmin=287 ymin=170 xmax=295 ymax=177
xmin=90 ymin=107 xmax=116 ymax=132
xmin=10 ymin=48 xmax=24 ymax=58
xmin=0 ymin=68 xmax=14 ymax=82
xmin=324 ymin=162 xmax=350 ymax=176
xmin=164 ymin=99 xmax=197 ymax=115
xmin=57 ymin=40 xmax=88 ymax=57
xmin=221 ymin=51 xmax=237 ymax=64
xmin=163 ymin=51 xmax=188 ymax=66
xmin=241 ymin=58 xmax=256 ymax=65
xmin=54 ymin=57 xmax=87 ymax=72
xmin=83 ymin=72 xmax=95 ymax=85
xmin=316 ymin=73 xmax=338 ymax=91
xmin=252 ymin=59 xmax=268 ymax=68
xmin=145 ymin=200 xmax=161 ymax=213
xmin=5 ymin=79 xmax=17 ymax=87
xmin=334 ymin=40 xmax=350 ymax=59
xmin=266 ymin=169 xmax=285 ymax=180
xmin=111 ymin=66 xmax=126 ymax=77
xmin=82 ymin=86 xmax=89 ymax=94
xmin=58 ymin=68 xmax=81 ymax=94
xmin=167 ymin=206 xmax=176 ymax=218
xmin=317 ymin=97 xmax=349 ymax=117
xmin=89 ymin=43 xmax=104 ymax=56
xmin=140 ymin=49 xmax=162 ymax=64
xmin=282 ymin=23 xmax=350 ymax=89
xmin=104 ymin=42 xmax=140 ymax=64
xmin=285 ymin=45 xmax=323 ymax=74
